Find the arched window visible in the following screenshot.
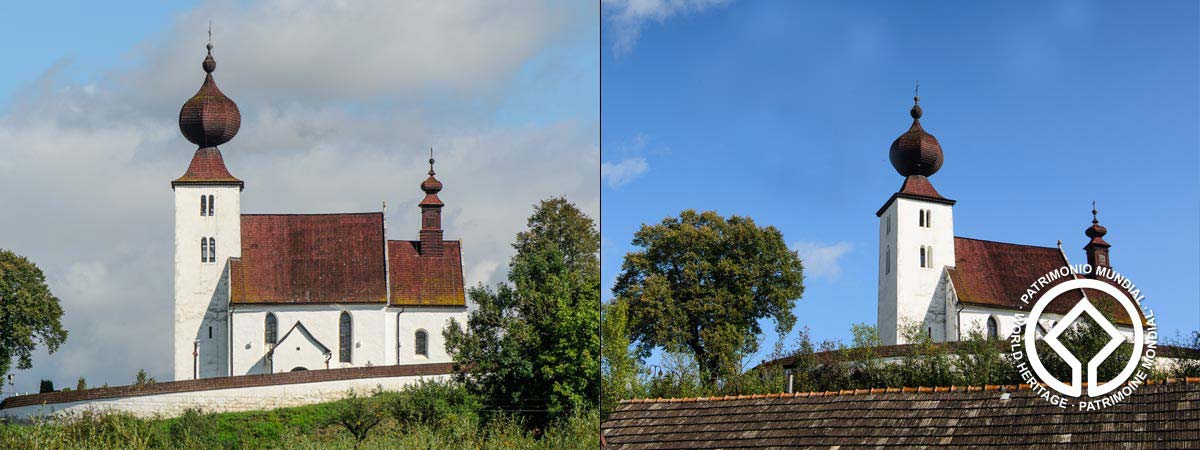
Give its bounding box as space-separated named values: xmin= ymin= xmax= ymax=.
xmin=927 ymin=246 xmax=933 ymax=267
xmin=339 ymin=312 xmax=352 ymax=363
xmin=200 ymin=195 xmax=207 ymax=216
xmin=201 ymin=237 xmax=208 ymax=262
xmin=208 ymin=238 xmax=216 ymax=263
xmin=265 ymin=313 xmax=278 ymax=345
xmin=415 ymin=330 xmax=428 ymax=357
xmin=987 ymin=316 xmax=999 ymax=340
xmin=886 ymin=216 xmax=891 ymax=235
xmin=918 ymin=210 xmax=925 ymax=227
xmin=208 ymin=195 xmax=215 ymax=216
xmin=925 ymin=210 xmax=932 ymax=228
xmin=919 ymin=246 xmax=927 ymax=268
xmin=885 ymin=247 xmax=891 ymax=274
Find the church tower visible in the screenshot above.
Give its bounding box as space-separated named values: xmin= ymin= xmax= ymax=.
xmin=418 ymin=150 xmax=445 ymax=257
xmin=1084 ymin=203 xmax=1111 ymax=273
xmin=172 ymin=40 xmax=242 ymax=380
xmin=877 ymin=93 xmax=956 ymax=345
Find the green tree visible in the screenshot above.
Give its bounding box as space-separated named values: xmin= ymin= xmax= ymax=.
xmin=329 ymin=392 xmax=384 ymax=449
xmin=600 ymin=298 xmax=643 ymax=417
xmin=0 ymin=249 xmax=68 ymax=379
xmin=134 ymin=369 xmax=155 ymax=385
xmin=613 ymin=210 xmax=804 ymax=385
xmin=76 ymin=376 xmax=87 ymax=391
xmin=444 ymin=197 xmax=600 ymax=422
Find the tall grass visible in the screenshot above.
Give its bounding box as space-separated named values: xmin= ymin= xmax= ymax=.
xmin=0 ymin=381 xmax=598 ymax=450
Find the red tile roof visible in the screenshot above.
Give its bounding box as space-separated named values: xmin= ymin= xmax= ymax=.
xmin=602 ymin=379 xmax=1200 ymax=448
xmin=231 ymin=213 xmax=388 ymax=304
xmin=388 ymin=240 xmax=465 ymax=307
xmin=229 ymin=213 xmax=465 ymax=307
xmin=875 ymin=175 xmax=955 ymax=216
xmin=172 ymin=147 xmax=243 ymax=188
xmin=948 ymin=237 xmax=1140 ymax=326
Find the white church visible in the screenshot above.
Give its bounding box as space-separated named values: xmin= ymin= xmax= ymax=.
xmin=171 ymin=43 xmax=467 ymax=380
xmin=876 ymin=94 xmax=1139 ymax=346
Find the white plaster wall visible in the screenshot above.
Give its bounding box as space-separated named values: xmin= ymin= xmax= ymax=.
xmin=174 ymin=185 xmax=241 ymax=381
xmin=231 ymin=305 xmax=390 ymax=375
xmin=878 ymin=197 xmax=955 ymax=345
xmin=0 ymin=374 xmax=451 ymax=421
xmin=392 ymin=307 xmax=468 ymax=365
xmin=957 ymin=304 xmax=1135 ymax=342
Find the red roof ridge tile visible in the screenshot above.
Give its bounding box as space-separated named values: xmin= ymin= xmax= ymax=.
xmin=241 ymin=211 xmax=382 ymax=217
xmin=952 ymin=235 xmax=1058 ymax=250
xmin=615 ymin=377 xmax=1200 ymax=404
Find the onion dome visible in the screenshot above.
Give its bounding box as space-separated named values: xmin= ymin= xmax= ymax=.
xmin=179 ymin=43 xmax=241 ymax=148
xmin=420 ymin=149 xmax=444 ymax=207
xmin=889 ymin=95 xmax=943 ymax=177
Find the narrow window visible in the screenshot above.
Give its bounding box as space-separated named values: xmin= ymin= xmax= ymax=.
xmin=208 ymin=238 xmax=216 ymax=263
xmin=925 ymin=210 xmax=932 ymax=228
xmin=920 ymin=246 xmax=927 ymax=268
xmin=415 ymin=330 xmax=428 ymax=357
xmin=918 ymin=210 xmax=924 ymax=227
xmin=887 ymin=216 xmax=891 ymax=235
xmin=208 ymin=326 xmax=213 ymax=339
xmin=208 ymin=195 xmax=215 ymax=216
xmin=201 ymin=237 xmax=208 ymax=262
xmin=265 ymin=313 xmax=278 ymax=345
xmin=339 ymin=312 xmax=352 ymax=363
xmin=201 ymin=195 xmax=207 ymax=216
xmin=927 ymin=246 xmax=933 ymax=267
xmin=885 ymin=247 xmax=891 ymax=275
xmin=987 ymin=317 xmax=999 ymax=340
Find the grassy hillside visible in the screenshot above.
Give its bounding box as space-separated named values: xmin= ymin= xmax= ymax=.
xmin=0 ymin=381 xmax=597 ymax=450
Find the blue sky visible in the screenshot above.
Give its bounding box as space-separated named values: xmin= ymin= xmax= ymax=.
xmin=0 ymin=1 xmax=596 ymax=394
xmin=602 ymin=0 xmax=1199 ymax=367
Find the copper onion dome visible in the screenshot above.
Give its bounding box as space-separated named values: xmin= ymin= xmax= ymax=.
xmin=179 ymin=43 xmax=241 ymax=148
xmin=889 ymin=95 xmax=943 ymax=177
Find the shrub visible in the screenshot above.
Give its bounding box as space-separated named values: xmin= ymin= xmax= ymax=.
xmin=385 ymin=379 xmax=481 ymax=428
xmin=327 ymin=392 xmax=384 ymax=449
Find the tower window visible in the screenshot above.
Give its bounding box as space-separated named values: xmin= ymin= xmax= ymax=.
xmin=208 ymin=326 xmax=213 ymax=339
xmin=987 ymin=317 xmax=999 ymax=340
xmin=920 ymin=246 xmax=927 ymax=268
xmin=265 ymin=313 xmax=278 ymax=345
xmin=919 ymin=209 xmax=924 ymax=227
xmin=415 ymin=330 xmax=428 ymax=357
xmin=201 ymin=195 xmax=207 ymax=216
xmin=208 ymin=238 xmax=216 ymax=263
xmin=925 ymin=210 xmax=932 ymax=228
xmin=201 ymin=237 xmax=208 ymax=263
xmin=885 ymin=247 xmax=891 ymax=275
xmin=887 ymin=216 xmax=891 ymax=235
xmin=339 ymin=312 xmax=352 ymax=363
xmin=208 ymin=195 xmax=215 ymax=216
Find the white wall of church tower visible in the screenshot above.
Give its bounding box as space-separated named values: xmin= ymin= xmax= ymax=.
xmin=173 ymin=185 xmax=241 ymax=380
xmin=878 ymin=197 xmax=955 ymax=345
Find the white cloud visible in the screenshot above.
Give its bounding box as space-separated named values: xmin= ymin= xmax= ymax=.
xmin=603 ymin=0 xmax=732 ymax=55
xmin=601 ymin=157 xmax=648 ymax=188
xmin=791 ymin=241 xmax=854 ymax=280
xmin=0 ymin=0 xmax=596 ymax=393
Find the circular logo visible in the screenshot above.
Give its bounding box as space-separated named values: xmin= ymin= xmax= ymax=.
xmin=1009 ymin=266 xmax=1157 ymax=411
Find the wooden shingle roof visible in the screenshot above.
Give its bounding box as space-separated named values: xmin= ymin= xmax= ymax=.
xmin=602 ymin=378 xmax=1200 ymax=449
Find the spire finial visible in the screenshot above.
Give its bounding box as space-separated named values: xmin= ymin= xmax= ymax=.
xmin=428 ymin=147 xmax=435 ymax=176
xmin=909 ymin=82 xmax=923 ymax=120
xmin=914 ymin=80 xmax=920 ymax=103
xmin=1091 ymin=201 xmax=1098 ymax=224
xmin=207 ymin=21 xmax=212 ymax=49
xmin=202 ymin=22 xmax=216 ymax=73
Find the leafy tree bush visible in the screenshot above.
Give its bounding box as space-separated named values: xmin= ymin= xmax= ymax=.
xmin=134 ymin=369 xmax=156 ymax=385
xmin=0 ymin=249 xmax=68 ymax=380
xmin=385 ymin=379 xmax=481 ymax=428
xmin=38 ymin=380 xmax=54 ymax=393
xmin=327 ymin=392 xmax=384 ymax=449
xmin=445 ymin=197 xmax=600 ymax=423
xmin=613 ymin=210 xmax=805 ymax=386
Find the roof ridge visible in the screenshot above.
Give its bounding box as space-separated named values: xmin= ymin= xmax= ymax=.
xmin=954 ymin=235 xmax=1058 ymax=250
xmin=242 ymin=211 xmax=382 ymax=217
xmin=618 ymin=377 xmax=1200 ymax=404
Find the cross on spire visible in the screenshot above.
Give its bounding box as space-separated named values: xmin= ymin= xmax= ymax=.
xmin=1092 ymin=201 xmax=1098 ymax=224
xmin=428 ymin=147 xmax=435 ymax=175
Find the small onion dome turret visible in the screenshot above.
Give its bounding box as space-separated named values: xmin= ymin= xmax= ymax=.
xmin=179 ymin=43 xmax=241 ymax=148
xmin=889 ymin=96 xmax=943 ymax=177
xmin=420 ymin=152 xmax=444 ymax=207
xmin=1086 ymin=203 xmax=1109 ymax=245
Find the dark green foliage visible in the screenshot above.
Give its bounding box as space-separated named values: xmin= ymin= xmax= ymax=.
xmin=0 ymin=249 xmax=68 ymax=379
xmin=384 ymin=379 xmax=481 ymax=427
xmin=39 ymin=379 xmax=54 ymax=393
xmin=75 ymin=377 xmax=86 ymax=391
xmin=445 ymin=197 xmax=600 ymax=423
xmin=327 ymin=392 xmax=384 ymax=448
xmin=613 ymin=210 xmax=805 ymax=386
xmin=1034 ymin=298 xmax=1134 ymax=384
xmin=600 ymin=298 xmax=643 ymax=417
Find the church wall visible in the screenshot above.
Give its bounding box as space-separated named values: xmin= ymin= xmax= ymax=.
xmin=390 ymin=306 xmax=468 ymax=365
xmin=230 ymin=305 xmax=390 ymax=375
xmin=174 ymin=185 xmax=241 ymax=381
xmin=956 ymin=304 xmax=1135 ymax=342
xmin=879 ymin=197 xmax=955 ymax=345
